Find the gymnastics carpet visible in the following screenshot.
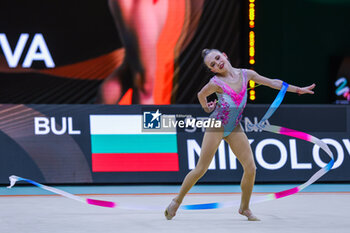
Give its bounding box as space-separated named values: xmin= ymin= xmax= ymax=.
xmin=1 ymin=184 xmax=350 ymax=233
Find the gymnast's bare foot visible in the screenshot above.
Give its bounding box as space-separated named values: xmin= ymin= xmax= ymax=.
xmin=239 ymin=208 xmax=260 ymax=221
xmin=164 ymin=199 xmax=180 ymax=220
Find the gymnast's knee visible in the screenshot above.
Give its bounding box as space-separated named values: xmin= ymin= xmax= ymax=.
xmin=243 ymin=163 xmax=256 ymax=176
xmin=191 ymin=166 xmax=207 ymax=179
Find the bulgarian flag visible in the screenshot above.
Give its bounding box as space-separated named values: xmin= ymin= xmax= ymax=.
xmin=89 ymin=115 xmax=179 ymax=172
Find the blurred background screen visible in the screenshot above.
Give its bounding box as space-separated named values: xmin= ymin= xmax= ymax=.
xmin=0 ymin=0 xmax=350 ymax=104
xmin=0 ymin=0 xmax=245 ymax=104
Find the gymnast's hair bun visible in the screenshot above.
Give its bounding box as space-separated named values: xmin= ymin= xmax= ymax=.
xmin=202 ymin=49 xmax=211 ymax=59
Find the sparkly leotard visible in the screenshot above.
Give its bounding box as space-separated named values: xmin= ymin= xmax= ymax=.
xmin=210 ymin=69 xmax=247 ymax=137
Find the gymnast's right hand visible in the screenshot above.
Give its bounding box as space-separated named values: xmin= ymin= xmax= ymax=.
xmin=205 ymin=100 xmax=217 ymax=113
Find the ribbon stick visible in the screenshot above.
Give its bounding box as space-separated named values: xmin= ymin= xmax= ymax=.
xmin=7 ymin=82 xmax=335 ymax=210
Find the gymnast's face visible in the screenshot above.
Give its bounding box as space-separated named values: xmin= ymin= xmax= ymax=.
xmin=204 ymin=50 xmax=229 ymax=74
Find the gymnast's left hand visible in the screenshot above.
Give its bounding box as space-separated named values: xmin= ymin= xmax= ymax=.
xmin=299 ymin=83 xmax=316 ymax=94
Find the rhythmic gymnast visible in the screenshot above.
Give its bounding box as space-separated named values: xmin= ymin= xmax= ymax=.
xmin=165 ymin=49 xmax=316 ymax=221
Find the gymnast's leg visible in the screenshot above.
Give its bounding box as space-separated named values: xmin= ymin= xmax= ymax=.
xmin=224 ymin=124 xmax=260 ymax=221
xmin=165 ymin=128 xmax=224 ymax=220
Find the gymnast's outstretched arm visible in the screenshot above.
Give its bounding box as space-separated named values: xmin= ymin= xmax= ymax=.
xmin=246 ymin=69 xmax=315 ymax=95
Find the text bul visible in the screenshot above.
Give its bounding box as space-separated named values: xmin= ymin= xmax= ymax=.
xmin=34 ymin=117 xmax=81 ymax=135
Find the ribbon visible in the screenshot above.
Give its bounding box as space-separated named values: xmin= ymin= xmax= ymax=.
xmin=7 ymin=175 xmax=116 ymax=208
xmin=7 ymin=82 xmax=334 ymax=210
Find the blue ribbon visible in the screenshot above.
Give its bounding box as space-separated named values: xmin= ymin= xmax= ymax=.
xmin=258 ymin=82 xmax=289 ymax=127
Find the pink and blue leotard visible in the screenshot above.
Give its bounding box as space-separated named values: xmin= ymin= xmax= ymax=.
xmin=210 ymin=69 xmax=247 ymax=137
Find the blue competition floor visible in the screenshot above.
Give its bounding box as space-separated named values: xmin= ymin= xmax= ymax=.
xmin=1 ymin=184 xmax=350 ymax=196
